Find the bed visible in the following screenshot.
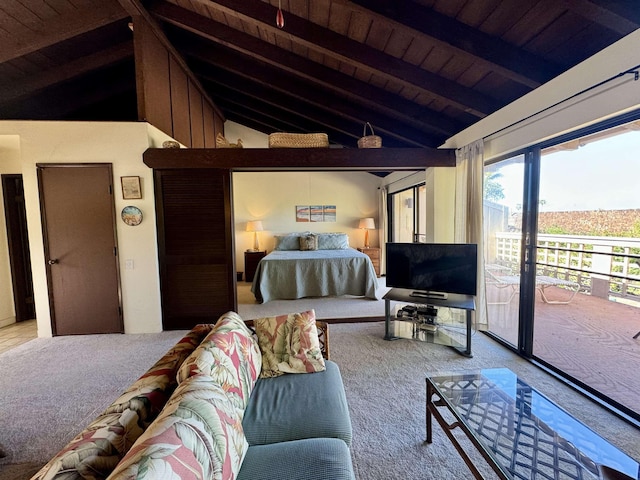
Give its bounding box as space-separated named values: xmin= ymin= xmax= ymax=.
xmin=250 ymin=232 xmax=379 ymax=303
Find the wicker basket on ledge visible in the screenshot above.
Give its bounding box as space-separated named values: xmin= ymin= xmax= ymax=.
xmin=268 ymin=132 xmax=329 ymax=148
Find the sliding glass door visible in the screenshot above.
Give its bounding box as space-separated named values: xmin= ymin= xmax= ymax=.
xmin=389 ymin=184 xmax=426 ymax=242
xmin=483 ymin=114 xmax=640 ymax=423
xmin=483 ymin=155 xmax=526 ymax=347
xmin=533 ymin=121 xmax=640 ymax=418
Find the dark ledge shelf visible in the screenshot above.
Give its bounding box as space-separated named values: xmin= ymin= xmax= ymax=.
xmin=143 ymin=147 xmax=456 ymax=171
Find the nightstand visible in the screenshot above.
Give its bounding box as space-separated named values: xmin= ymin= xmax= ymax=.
xmin=244 ymin=250 xmax=266 ymax=282
xmin=357 ymin=247 xmax=380 ymax=277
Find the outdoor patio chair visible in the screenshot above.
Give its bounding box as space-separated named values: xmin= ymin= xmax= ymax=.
xmin=486 ymin=266 xmax=580 ymax=305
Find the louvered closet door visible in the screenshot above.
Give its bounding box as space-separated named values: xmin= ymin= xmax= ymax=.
xmin=154 ymin=169 xmax=236 ymax=330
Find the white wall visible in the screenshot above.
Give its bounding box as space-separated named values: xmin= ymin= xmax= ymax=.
xmin=0 ymin=121 xmax=175 ymax=336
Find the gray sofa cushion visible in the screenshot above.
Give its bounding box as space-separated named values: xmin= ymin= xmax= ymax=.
xmin=237 ymin=438 xmax=355 ymax=480
xmin=242 ymin=360 xmax=352 ymax=446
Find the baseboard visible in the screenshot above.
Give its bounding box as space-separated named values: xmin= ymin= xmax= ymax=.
xmin=0 ymin=317 xmax=16 ymax=329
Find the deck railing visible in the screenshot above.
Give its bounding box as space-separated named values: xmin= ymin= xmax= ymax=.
xmin=492 ymin=233 xmax=640 ymax=303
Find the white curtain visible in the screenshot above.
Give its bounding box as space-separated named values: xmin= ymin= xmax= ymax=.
xmin=455 ymin=140 xmax=488 ymax=330
xmin=378 ymin=186 xmax=388 ymax=275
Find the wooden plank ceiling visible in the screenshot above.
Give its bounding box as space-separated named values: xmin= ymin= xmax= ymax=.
xmin=0 ymin=0 xmax=638 ymax=148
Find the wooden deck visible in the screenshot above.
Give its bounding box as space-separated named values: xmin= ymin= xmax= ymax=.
xmin=487 ymin=285 xmax=640 ymax=416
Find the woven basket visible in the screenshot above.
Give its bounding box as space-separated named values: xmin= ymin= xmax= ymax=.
xmin=268 ymin=132 xmax=329 ymax=148
xmin=357 ymin=122 xmax=382 ymax=148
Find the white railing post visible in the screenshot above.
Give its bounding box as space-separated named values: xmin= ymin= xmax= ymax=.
xmin=591 ymin=244 xmax=613 ymax=299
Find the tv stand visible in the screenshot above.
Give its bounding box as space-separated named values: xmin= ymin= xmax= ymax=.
xmin=383 ymin=288 xmax=475 ymax=357
xmin=409 ymin=291 xmax=448 ymax=300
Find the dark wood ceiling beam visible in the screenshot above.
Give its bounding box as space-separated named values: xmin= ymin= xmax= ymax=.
xmin=566 ymin=0 xmax=640 ymax=34
xmin=0 ymin=2 xmax=128 ymax=64
xmin=188 ymin=55 xmax=442 ymax=147
xmin=345 ymin=0 xmax=561 ymax=88
xmin=0 ymin=41 xmax=133 ymax=105
xmin=201 ymin=73 xmax=428 ymax=147
xmin=214 ymin=89 xmax=417 ymax=148
xmin=196 ymin=66 xmax=432 ymax=147
xmin=143 ymin=147 xmax=456 ymax=171
xmin=214 ymin=98 xmax=366 ymax=147
xmin=175 ymin=33 xmax=453 ymax=142
xmin=1 ymin=68 xmax=134 ymax=119
xmin=152 ymin=0 xmax=499 ymax=118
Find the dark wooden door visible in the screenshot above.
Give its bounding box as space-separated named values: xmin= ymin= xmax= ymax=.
xmin=38 ymin=164 xmax=122 ymax=335
xmin=154 ymin=168 xmax=236 ymax=330
xmin=2 ymin=175 xmax=35 ymax=322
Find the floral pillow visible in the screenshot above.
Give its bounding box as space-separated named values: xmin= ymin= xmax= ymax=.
xmin=254 ymin=310 xmax=326 ymax=378
xmin=299 ymin=233 xmax=318 ymax=251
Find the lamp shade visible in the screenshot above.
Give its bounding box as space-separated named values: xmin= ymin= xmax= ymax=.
xmin=246 ymin=220 xmax=264 ymax=232
xmin=358 ymin=218 xmax=375 ymax=230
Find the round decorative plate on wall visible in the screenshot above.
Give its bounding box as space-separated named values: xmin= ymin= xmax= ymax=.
xmin=121 ymin=206 xmax=143 ymax=226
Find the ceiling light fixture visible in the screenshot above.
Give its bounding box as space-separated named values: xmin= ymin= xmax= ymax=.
xmin=276 ymin=0 xmax=284 ymax=28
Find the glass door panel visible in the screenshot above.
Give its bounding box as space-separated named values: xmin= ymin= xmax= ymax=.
xmin=533 ymin=123 xmax=640 ymax=416
xmin=483 ymin=155 xmax=525 ymax=347
xmin=391 ymin=188 xmax=416 ymax=242
xmin=416 ymin=185 xmax=427 ymax=243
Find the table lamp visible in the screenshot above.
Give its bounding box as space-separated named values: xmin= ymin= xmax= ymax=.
xmin=246 ymin=220 xmax=264 ymax=251
xmin=358 ymin=217 xmax=375 ymax=248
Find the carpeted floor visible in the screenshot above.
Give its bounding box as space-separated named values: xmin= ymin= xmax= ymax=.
xmin=236 ymin=277 xmax=392 ymax=320
xmin=1 ymin=320 xmax=638 ymax=479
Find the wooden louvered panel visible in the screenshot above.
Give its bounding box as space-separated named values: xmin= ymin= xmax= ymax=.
xmin=155 ymin=169 xmax=236 ymax=330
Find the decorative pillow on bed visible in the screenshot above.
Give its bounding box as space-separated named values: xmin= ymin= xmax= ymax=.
xmin=254 ymin=310 xmax=326 ymax=378
xmin=299 ymin=233 xmax=318 ymax=251
xmin=274 ymin=232 xmax=308 ymax=251
xmin=317 ymin=233 xmax=349 ymax=250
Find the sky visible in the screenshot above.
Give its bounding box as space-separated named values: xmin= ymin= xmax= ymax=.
xmin=494 ymin=129 xmax=640 ymax=213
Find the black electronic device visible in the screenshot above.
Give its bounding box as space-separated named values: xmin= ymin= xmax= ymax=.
xmin=385 ymin=242 xmax=478 ymax=299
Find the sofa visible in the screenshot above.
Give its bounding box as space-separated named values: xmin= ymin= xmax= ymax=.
xmin=31 ymin=310 xmax=355 ymax=480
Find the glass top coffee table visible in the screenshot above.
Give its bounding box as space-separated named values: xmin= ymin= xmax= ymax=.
xmin=426 ymin=368 xmax=640 ymax=480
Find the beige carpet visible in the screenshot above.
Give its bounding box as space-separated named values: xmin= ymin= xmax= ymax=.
xmin=1 ymin=322 xmax=639 ymax=479
xmin=236 ymin=277 xmax=393 ymax=320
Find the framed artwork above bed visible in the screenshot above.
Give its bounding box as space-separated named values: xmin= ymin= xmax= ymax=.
xmin=296 ymin=205 xmax=336 ymax=222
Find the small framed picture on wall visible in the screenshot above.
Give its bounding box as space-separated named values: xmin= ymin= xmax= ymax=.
xmin=121 ymin=176 xmax=142 ymax=200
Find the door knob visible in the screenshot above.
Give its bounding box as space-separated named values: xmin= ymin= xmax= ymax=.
xmin=47 ymin=259 xmax=58 ymax=265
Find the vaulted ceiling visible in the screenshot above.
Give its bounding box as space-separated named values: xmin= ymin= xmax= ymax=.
xmin=1 ymin=0 xmax=638 ymax=148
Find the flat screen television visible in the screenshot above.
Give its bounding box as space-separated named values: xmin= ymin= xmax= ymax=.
xmin=385 ymin=243 xmax=478 ymax=299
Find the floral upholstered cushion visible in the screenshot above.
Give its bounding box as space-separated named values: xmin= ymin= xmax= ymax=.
xmin=177 ymin=312 xmax=261 ymax=410
xmin=30 ymin=324 xmax=215 ymax=480
xmin=254 ymin=310 xmax=326 ymax=378
xmin=108 ymin=374 xmax=248 ymax=480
